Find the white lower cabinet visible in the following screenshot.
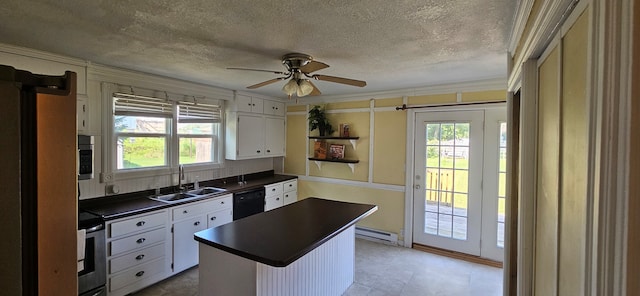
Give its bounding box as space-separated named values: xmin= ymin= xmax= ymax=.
xmin=264 ymin=179 xmax=298 ymax=211
xmin=172 ymin=215 xmax=206 ymax=273
xmin=106 ymin=209 xmax=171 ymax=296
xmin=171 ymin=193 xmax=233 ymax=274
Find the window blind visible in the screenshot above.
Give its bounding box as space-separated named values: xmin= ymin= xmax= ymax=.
xmin=113 ymin=92 xmax=173 ymax=118
xmin=178 ymin=101 xmax=222 ymax=123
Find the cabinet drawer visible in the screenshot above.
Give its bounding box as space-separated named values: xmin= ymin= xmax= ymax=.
xmin=109 ymin=243 xmax=165 ymax=274
xmin=208 ymin=194 xmax=232 ymax=212
xmin=264 ymin=183 xmax=283 ymax=197
xmin=109 ymin=211 xmax=166 ymax=238
xmin=172 ymin=200 xmax=213 ymax=221
xmin=109 ymin=257 xmax=165 ymax=292
xmin=207 ymin=209 xmax=233 ymax=228
xmin=172 ymin=195 xmax=232 ymax=221
xmin=265 ymin=195 xmax=284 ymax=211
xmin=283 ymin=191 xmax=298 ymax=206
xmin=110 ymin=228 xmax=165 ymax=256
xmin=283 ymin=179 xmax=297 ymax=193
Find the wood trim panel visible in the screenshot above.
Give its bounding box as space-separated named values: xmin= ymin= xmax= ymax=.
xmin=627 ymin=0 xmax=640 ymax=294
xmin=412 ymin=243 xmax=503 ymax=268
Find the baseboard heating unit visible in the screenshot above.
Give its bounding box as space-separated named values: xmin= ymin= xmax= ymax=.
xmin=355 ymin=226 xmax=398 ymax=245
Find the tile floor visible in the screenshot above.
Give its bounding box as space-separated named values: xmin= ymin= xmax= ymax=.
xmin=131 ymin=239 xmax=503 ymax=296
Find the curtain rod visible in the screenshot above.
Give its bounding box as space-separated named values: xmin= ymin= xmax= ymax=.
xmin=395 ymin=100 xmax=507 ymax=111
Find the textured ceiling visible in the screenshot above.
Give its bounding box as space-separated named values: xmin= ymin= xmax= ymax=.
xmin=0 ymin=0 xmax=515 ymax=98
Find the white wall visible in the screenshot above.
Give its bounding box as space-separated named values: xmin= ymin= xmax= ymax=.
xmin=0 ymin=43 xmax=282 ymax=200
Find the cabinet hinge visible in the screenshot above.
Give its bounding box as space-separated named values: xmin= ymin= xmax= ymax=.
xmin=171 ymin=263 xmax=174 ymax=270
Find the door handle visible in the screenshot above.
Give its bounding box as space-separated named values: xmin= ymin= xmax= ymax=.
xmin=415 ymin=184 xmax=421 ymax=190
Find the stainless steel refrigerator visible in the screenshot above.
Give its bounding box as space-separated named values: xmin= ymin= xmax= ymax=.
xmin=0 ymin=65 xmax=78 ymax=295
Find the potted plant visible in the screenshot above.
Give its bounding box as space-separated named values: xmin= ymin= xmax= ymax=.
xmin=308 ymin=105 xmax=334 ymax=136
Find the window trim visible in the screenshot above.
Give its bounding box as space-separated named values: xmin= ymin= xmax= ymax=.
xmin=103 ymin=83 xmax=225 ymax=182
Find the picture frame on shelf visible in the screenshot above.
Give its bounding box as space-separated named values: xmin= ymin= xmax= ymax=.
xmin=313 ymin=141 xmax=327 ymax=159
xmin=339 ymin=123 xmax=351 ymax=137
xmin=329 ymin=144 xmax=345 ymax=159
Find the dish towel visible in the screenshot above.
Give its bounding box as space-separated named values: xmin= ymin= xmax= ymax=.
xmin=77 ymin=229 xmax=86 ymax=272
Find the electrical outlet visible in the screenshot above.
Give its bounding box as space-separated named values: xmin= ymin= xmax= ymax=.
xmin=100 ymin=173 xmax=113 ymax=183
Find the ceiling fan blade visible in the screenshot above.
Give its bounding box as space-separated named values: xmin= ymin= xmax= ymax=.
xmin=313 ymin=75 xmax=367 ymax=87
xmin=247 ymin=77 xmax=286 ymax=89
xmin=300 ymin=61 xmax=329 ymax=74
xmin=308 ymin=81 xmax=322 ymax=96
xmin=227 ymin=67 xmax=286 ymax=75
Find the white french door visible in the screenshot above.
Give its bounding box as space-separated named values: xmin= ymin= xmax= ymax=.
xmin=412 ymin=109 xmax=505 ymax=261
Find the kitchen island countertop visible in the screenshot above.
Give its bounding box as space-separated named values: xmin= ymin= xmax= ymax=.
xmin=194 ymin=197 xmax=377 ymax=267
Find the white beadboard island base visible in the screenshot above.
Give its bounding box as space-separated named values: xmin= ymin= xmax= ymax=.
xmin=198 ymin=226 xmax=355 ymax=296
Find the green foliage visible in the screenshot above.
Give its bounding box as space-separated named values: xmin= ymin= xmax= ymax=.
xmin=308 ymin=105 xmax=334 ymax=136
xmin=426 ymin=123 xmax=469 ymax=142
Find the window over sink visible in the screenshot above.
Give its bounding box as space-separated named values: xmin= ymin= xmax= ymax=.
xmin=107 ymin=85 xmax=224 ymax=176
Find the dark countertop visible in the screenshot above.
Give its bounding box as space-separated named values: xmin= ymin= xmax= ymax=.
xmin=194 ymin=197 xmax=377 ymax=267
xmin=80 ymin=172 xmax=297 ymax=220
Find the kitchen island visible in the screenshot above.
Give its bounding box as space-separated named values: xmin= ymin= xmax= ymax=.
xmin=194 ymin=197 xmax=377 ymax=296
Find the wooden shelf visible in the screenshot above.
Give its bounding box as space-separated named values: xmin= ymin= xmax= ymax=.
xmin=308 ymin=157 xmax=359 ymax=164
xmin=308 ymin=136 xmax=360 ymax=140
xmin=308 ymin=158 xmax=359 ymax=173
xmin=309 ymin=136 xmax=359 ymax=149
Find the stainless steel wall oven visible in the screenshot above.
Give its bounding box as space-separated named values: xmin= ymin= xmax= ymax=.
xmin=78 ymin=211 xmax=106 ymax=296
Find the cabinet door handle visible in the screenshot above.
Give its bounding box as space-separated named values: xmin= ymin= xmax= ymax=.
xmin=135 ymin=271 xmax=145 ymax=277
xmin=135 ymin=254 xmax=145 ymax=260
xmin=221 ymin=201 xmax=225 ymax=204
xmin=276 ymin=198 xmax=280 ymax=201
xmin=267 ymin=149 xmax=271 ymax=153
xmin=256 ymin=150 xmax=261 ymax=153
xmin=136 ymin=221 xmax=145 ymax=227
xmin=210 ymin=216 xmax=216 ymax=221
xmin=285 ymin=194 xmax=289 ymax=198
xmin=136 ymin=238 xmax=146 ymax=244
xmin=194 ymin=221 xmax=200 ymax=226
xmin=183 ymin=210 xmax=188 ymax=214
xmin=272 ymin=188 xmax=276 ymax=192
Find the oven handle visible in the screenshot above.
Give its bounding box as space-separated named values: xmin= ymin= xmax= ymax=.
xmin=87 ymin=288 xmax=105 ymax=296
xmin=84 ymin=224 xmax=104 ymax=233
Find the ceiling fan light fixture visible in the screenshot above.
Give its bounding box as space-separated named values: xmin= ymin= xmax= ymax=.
xmin=297 ymin=79 xmax=314 ymax=97
xmin=282 ymin=79 xmax=298 ymax=96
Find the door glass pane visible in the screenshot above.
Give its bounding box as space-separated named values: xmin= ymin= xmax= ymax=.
xmin=497 ymin=122 xmax=507 ymax=248
xmin=422 ymin=122 xmax=471 ymax=241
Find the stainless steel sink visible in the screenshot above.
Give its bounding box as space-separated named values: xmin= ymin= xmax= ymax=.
xmin=148 ymin=187 xmax=227 ymax=204
xmin=186 ymin=187 xmax=227 ymax=195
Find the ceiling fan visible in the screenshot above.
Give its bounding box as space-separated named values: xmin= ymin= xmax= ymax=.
xmin=227 ymin=53 xmax=366 ymax=98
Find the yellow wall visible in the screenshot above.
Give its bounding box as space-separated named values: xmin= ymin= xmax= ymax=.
xmin=284 ymin=114 xmax=307 ymax=175
xmin=284 ymin=90 xmax=505 ymax=238
xmin=372 ymin=111 xmax=406 ymax=185
xmin=532 ymin=6 xmax=590 ymax=296
xmin=535 ymin=44 xmax=560 ymax=296
xmin=558 ymin=9 xmax=588 ymax=295
xmin=298 ymin=180 xmax=405 ymax=236
xmin=461 ymin=90 xmax=506 ymax=102
xmin=628 ymin=1 xmax=640 ymax=293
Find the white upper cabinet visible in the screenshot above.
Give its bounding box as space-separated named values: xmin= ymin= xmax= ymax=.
xmin=234 ymin=94 xmax=264 ymax=113
xmin=265 ymin=117 xmax=285 ymax=156
xmin=226 ymin=92 xmax=287 ymax=160
xmin=263 ymin=100 xmax=285 ymax=116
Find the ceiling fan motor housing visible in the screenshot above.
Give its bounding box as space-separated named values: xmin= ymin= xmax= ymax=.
xmin=282 ymin=53 xmax=313 ymax=70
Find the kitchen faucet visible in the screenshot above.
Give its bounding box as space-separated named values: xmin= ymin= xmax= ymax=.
xmin=178 ymin=164 xmax=185 ymax=192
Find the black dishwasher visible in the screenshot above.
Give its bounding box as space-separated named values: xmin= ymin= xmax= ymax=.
xmin=233 ymin=188 xmax=266 ymax=220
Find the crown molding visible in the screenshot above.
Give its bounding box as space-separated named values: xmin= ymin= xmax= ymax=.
xmin=87 ymin=63 xmax=234 ymax=100
xmin=0 ymin=42 xmax=88 ymax=66
xmin=287 ymin=77 xmax=507 ymax=105
xmin=507 ymin=0 xmax=578 ymax=90
xmin=508 ymin=0 xmax=536 ymax=55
